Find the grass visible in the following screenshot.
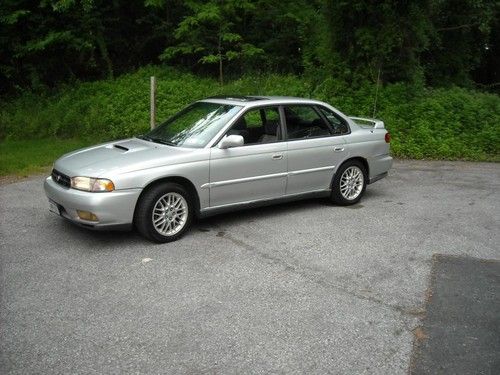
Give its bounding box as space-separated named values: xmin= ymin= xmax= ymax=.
xmin=0 ymin=66 xmax=498 ymax=177
xmin=0 ymin=138 xmax=93 ymax=176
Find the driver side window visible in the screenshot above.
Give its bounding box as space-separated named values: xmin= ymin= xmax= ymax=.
xmin=225 ymin=106 xmax=282 ymax=145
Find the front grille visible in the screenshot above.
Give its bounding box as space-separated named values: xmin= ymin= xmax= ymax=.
xmin=51 ymin=169 xmax=71 ymax=188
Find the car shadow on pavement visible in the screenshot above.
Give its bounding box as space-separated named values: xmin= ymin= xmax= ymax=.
xmin=52 ymin=219 xmax=145 ymax=248
xmin=46 ymin=197 xmax=331 ymax=246
xmin=196 ymin=187 xmax=388 ymax=229
xmin=46 ymin=187 xmax=389 ymax=245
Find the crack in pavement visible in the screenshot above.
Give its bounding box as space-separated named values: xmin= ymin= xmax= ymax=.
xmin=219 ymin=231 xmax=423 ymax=321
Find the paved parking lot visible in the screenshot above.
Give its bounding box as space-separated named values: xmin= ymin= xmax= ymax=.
xmin=1 ymin=160 xmax=499 ymax=374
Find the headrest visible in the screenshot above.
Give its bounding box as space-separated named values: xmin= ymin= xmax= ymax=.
xmin=265 ymin=120 xmax=278 ymax=135
xmin=311 ymin=118 xmax=327 ymax=129
xmin=233 ymin=117 xmax=247 ymax=130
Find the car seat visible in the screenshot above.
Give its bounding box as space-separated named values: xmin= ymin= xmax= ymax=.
xmin=258 ymin=120 xmax=280 ymax=143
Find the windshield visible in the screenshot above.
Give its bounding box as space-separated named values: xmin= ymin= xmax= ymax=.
xmin=141 ymin=102 xmax=242 ymax=148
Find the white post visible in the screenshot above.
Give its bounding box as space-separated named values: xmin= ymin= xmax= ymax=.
xmin=150 ymin=76 xmax=156 ymax=130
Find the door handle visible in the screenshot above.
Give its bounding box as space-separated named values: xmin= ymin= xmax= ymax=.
xmin=272 ymin=153 xmax=283 ymax=160
xmin=333 ymin=147 xmax=344 ymax=152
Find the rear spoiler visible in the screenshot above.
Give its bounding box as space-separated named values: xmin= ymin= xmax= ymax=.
xmin=349 ymin=116 xmax=385 ymax=129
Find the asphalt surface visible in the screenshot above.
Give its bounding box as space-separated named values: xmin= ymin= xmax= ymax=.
xmin=411 ymin=255 xmax=500 ymax=374
xmin=1 ymin=160 xmax=499 ymax=374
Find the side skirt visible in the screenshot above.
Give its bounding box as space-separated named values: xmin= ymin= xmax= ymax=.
xmin=198 ymin=190 xmax=331 ymax=219
xmin=368 ymin=172 xmax=388 ymax=185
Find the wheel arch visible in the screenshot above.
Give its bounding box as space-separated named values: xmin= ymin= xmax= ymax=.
xmin=135 ymin=176 xmax=201 ymax=218
xmin=331 ymin=156 xmax=369 ymax=189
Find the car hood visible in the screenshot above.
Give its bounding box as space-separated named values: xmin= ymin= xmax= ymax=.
xmin=54 ymin=138 xmax=198 ymax=177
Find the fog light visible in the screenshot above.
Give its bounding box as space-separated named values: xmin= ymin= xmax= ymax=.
xmin=77 ymin=210 xmax=99 ymax=222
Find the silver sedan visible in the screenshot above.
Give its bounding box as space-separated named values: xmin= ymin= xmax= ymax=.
xmin=44 ymin=96 xmax=392 ymax=242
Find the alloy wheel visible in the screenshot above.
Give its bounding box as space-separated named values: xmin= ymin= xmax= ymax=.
xmin=340 ymin=166 xmax=364 ymax=200
xmin=152 ymin=192 xmax=188 ymax=236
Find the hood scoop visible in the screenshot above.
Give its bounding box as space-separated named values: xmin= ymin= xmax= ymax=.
xmin=101 ymin=139 xmax=151 ymax=154
xmin=113 ymin=144 xmax=129 ymax=152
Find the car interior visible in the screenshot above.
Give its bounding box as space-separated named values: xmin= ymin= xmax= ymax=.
xmin=284 ymin=106 xmax=332 ymax=139
xmin=227 ymin=107 xmax=282 ymax=145
xmin=225 ymin=105 xmax=350 ymax=145
xmin=317 ymin=106 xmax=350 ymax=135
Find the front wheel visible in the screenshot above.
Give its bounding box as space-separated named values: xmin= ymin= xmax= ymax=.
xmin=331 ymin=160 xmax=367 ymax=205
xmin=134 ymin=183 xmax=193 ymax=243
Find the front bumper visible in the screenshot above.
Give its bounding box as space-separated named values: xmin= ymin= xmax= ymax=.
xmin=44 ymin=177 xmax=142 ymax=230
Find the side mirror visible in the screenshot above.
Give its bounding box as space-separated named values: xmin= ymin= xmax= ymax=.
xmin=218 ymin=134 xmax=244 ymax=149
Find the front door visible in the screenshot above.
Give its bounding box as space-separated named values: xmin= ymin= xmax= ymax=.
xmin=209 ymin=106 xmax=287 ymax=207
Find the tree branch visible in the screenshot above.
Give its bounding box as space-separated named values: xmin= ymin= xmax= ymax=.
xmin=436 ymin=22 xmax=481 ymax=32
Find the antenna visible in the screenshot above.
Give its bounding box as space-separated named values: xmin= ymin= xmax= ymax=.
xmin=372 ymin=66 xmax=381 ymax=118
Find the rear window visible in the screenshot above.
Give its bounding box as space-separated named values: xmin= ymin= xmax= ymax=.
xmin=284 ymin=105 xmax=332 ymax=140
xmin=317 ymin=106 xmax=350 ymax=135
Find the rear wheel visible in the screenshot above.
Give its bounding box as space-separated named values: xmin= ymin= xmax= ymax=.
xmin=331 ymin=160 xmax=367 ymax=205
xmin=134 ymin=183 xmax=193 ymax=243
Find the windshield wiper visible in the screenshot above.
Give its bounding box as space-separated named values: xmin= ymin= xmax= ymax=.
xmin=137 ymin=135 xmax=153 ymax=141
xmin=151 ymin=137 xmax=176 ymax=146
xmin=138 ymin=135 xmax=176 ymax=146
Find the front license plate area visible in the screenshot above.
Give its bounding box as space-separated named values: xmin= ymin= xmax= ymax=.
xmin=49 ymin=200 xmax=60 ymax=215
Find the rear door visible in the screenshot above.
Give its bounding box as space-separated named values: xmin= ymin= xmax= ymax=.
xmin=284 ymin=105 xmax=347 ymax=195
xmin=209 ymin=106 xmax=287 ymax=207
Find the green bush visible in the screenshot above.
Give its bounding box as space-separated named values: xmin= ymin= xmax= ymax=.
xmin=1 ymin=66 xmax=499 ymax=161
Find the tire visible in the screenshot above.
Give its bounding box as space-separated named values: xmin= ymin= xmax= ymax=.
xmin=331 ymin=160 xmax=367 ymax=206
xmin=134 ymin=183 xmax=193 ymax=243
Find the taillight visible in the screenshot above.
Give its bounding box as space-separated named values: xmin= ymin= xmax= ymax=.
xmin=385 ymin=132 xmax=391 ymax=143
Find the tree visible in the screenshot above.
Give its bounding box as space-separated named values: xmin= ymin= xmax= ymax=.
xmin=244 ymin=0 xmax=319 ymax=74
xmin=0 ymin=0 xmax=162 ymax=93
xmin=322 ymin=0 xmax=434 ymax=84
xmin=423 ymin=0 xmax=499 ymax=86
xmin=159 ymin=0 xmax=263 ymax=85
xmin=0 ymin=0 xmax=498 ymax=94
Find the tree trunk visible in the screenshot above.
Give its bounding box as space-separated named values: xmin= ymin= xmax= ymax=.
xmin=95 ymin=32 xmax=114 ymax=79
xmin=218 ymin=34 xmax=223 ymax=86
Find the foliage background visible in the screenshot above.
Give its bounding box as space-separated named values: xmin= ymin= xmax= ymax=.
xmin=1 ymin=0 xmax=499 ymax=168
xmin=1 ymin=67 xmax=498 ymax=161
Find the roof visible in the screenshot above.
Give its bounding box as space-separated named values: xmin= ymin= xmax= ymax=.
xmin=202 ymin=95 xmax=325 ymax=107
xmin=207 ymin=95 xmax=266 ymax=102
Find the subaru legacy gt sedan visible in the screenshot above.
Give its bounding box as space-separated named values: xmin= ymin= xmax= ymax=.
xmin=44 ymin=96 xmax=392 ymax=242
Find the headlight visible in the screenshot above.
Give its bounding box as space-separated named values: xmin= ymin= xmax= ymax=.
xmin=70 ymin=176 xmax=115 ymax=192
